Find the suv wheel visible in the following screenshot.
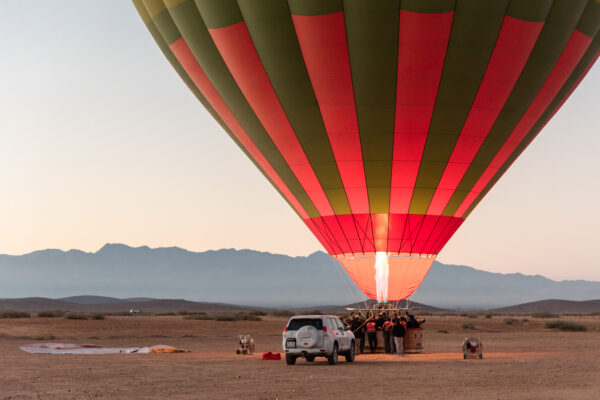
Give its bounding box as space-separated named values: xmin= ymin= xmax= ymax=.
xmin=327 ymin=343 xmax=339 ymax=365
xmin=285 ymin=354 xmax=297 ymax=365
xmin=345 ymin=341 xmax=355 ymax=362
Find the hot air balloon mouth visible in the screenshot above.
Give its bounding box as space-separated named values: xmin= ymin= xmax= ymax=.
xmin=335 ymin=253 xmax=436 ymax=303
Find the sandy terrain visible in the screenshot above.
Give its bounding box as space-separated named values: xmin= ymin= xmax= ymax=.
xmin=1 ymin=314 xmax=599 ymax=399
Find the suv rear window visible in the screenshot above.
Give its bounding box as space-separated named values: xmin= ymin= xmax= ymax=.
xmin=287 ymin=318 xmax=323 ymax=331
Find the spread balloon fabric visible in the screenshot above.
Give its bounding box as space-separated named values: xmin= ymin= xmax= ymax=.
xmin=133 ymin=0 xmax=600 ymax=301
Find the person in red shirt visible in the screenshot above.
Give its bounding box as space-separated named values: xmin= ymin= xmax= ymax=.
xmin=383 ymin=318 xmax=392 ymax=354
xmin=400 ymin=316 xmax=407 ymax=328
xmin=366 ymin=319 xmax=377 ymax=353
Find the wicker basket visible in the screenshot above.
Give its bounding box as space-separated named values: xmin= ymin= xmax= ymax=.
xmin=404 ymin=328 xmax=423 ymax=353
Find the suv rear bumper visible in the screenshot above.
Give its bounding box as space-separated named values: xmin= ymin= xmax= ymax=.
xmin=284 ymin=348 xmax=328 ymax=356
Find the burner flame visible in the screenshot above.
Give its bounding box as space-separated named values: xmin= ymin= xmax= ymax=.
xmin=374 ymin=252 xmax=389 ymax=303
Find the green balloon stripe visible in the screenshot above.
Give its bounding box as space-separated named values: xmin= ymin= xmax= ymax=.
xmin=145 ymin=0 xmax=322 ymax=218
xmin=443 ymin=0 xmax=592 ymax=216
xmin=462 ymin=26 xmax=600 ymax=218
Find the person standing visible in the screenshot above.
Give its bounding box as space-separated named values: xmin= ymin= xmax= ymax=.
xmin=366 ymin=319 xmax=377 ymax=353
xmin=389 ymin=318 xmax=397 ymax=354
xmin=359 ymin=316 xmax=367 ymax=354
xmin=375 ymin=312 xmax=386 ymax=330
xmin=405 ymin=312 xmax=418 ymax=328
xmin=392 ymin=318 xmax=406 ymax=356
xmin=350 ymin=314 xmax=365 ymax=354
xmin=383 ymin=317 xmax=392 ymax=354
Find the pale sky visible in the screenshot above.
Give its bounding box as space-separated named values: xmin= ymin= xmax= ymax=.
xmin=0 ymin=1 xmax=599 ymax=281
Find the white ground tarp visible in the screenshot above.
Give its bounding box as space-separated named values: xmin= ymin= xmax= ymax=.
xmin=20 ymin=343 xmax=188 ymax=354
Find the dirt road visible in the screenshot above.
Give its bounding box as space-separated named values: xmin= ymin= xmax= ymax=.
xmin=1 ymin=315 xmax=599 ymax=399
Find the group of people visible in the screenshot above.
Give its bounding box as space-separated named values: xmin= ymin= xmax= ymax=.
xmin=346 ymin=311 xmax=425 ymax=356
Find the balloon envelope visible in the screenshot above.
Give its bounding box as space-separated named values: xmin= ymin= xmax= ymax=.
xmin=134 ymin=0 xmax=600 ymax=301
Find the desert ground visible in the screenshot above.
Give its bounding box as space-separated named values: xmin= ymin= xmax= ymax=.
xmin=1 ymin=314 xmax=599 ymax=399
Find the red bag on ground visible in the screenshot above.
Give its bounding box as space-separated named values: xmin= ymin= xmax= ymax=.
xmin=261 ymin=352 xmax=281 ymax=360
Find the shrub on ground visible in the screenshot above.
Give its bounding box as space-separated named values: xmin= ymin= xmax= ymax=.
xmin=485 ymin=313 xmax=493 ymax=319
xmin=437 ymin=329 xmax=449 ymax=334
xmin=183 ymin=313 xmax=211 ymax=320
xmin=544 ymin=320 xmax=586 ymax=332
xmin=271 ymin=310 xmax=294 ymax=317
xmin=532 ymin=312 xmax=560 ymax=318
xmin=234 ymin=312 xmax=261 ymax=321
xmin=182 ymin=312 xmax=257 ymax=321
xmin=0 ymin=310 xmax=30 ymax=318
xmin=90 ymin=313 xmax=105 ymax=320
xmin=248 ymin=310 xmax=267 ymax=316
xmin=65 ymin=313 xmax=87 ymax=320
xmin=213 ymin=313 xmax=237 ymax=322
xmin=38 ymin=310 xmax=64 ymax=318
xmin=503 ymin=318 xmax=518 ymax=325
xmin=460 ymin=322 xmax=475 ymax=329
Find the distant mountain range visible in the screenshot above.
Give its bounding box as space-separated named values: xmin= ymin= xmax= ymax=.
xmin=0 ymin=296 xmax=449 ymax=313
xmin=58 ymin=295 xmax=155 ymax=304
xmin=1 ymin=296 xmax=599 ymax=314
xmin=1 ymin=243 xmax=599 ymax=309
xmin=413 ymin=262 xmax=600 ymax=309
xmin=0 ymin=296 xmax=257 ymax=313
xmin=490 ymin=299 xmax=600 ymax=314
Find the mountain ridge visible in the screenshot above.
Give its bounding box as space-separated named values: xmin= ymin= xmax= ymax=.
xmin=1 ymin=296 xmax=599 ymax=314
xmin=489 ymin=299 xmax=600 ymax=314
xmin=1 ymin=243 xmax=598 ymax=308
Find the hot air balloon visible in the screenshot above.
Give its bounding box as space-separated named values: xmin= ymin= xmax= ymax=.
xmin=133 ymin=0 xmax=600 ymax=303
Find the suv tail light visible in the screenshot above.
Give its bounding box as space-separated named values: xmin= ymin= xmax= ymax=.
xmin=284 ymin=327 xmax=288 ymax=332
xmin=323 ymin=326 xmax=327 ymax=332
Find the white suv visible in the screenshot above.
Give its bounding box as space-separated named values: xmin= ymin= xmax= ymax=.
xmin=282 ymin=315 xmax=355 ymax=365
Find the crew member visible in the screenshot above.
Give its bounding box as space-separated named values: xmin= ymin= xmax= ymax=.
xmin=392 ymin=318 xmax=406 ymax=356
xmin=366 ymin=318 xmax=377 ymax=353
xmin=383 ymin=317 xmax=392 ymax=354
xmin=375 ymin=312 xmax=386 ymax=330
xmin=406 ymin=312 xmax=419 ymax=328
xmin=389 ymin=318 xmax=397 ymax=354
xmin=350 ymin=313 xmax=365 ymax=354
